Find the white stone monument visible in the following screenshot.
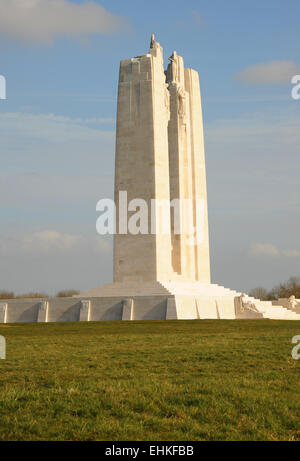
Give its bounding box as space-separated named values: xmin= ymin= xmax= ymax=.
xmin=77 ymin=36 xmax=300 ymax=321
xmin=1 ymin=40 xmax=300 ymax=322
xmin=80 ymin=36 xmax=235 ymax=318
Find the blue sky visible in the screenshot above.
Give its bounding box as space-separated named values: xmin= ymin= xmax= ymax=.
xmin=0 ymin=0 xmax=299 ymax=294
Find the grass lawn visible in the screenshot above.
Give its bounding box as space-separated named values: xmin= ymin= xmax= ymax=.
xmin=0 ymin=320 xmax=299 ymax=441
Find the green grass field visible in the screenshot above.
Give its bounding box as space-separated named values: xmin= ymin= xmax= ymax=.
xmin=0 ymin=320 xmax=299 ymax=441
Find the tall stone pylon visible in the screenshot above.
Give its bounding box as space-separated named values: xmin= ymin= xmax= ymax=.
xmin=114 ymin=36 xmax=210 ymax=284
xmin=166 ymin=51 xmax=210 ymax=283
xmin=113 ymin=36 xmax=173 ymax=283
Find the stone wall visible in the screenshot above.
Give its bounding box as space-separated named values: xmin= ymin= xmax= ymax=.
xmin=0 ymin=297 xmax=169 ymax=323
xmin=0 ymin=295 xmax=238 ymax=323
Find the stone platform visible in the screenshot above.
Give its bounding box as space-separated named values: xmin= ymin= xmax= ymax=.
xmin=1 ymin=281 xmax=300 ymax=323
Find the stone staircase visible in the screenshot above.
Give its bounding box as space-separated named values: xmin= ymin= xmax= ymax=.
xmin=158 ymin=281 xmax=239 ymax=297
xmin=241 ymin=297 xmax=300 ymax=320
xmin=78 ymin=280 xmax=240 ymax=298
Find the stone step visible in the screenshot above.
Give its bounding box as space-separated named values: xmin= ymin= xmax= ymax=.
xmin=78 ymin=281 xmax=242 ymax=298
xmin=252 ymin=304 xmax=300 ymax=320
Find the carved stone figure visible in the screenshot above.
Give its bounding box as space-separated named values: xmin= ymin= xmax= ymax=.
xmin=164 ymin=85 xmax=170 ymax=112
xmin=166 ymin=51 xmax=179 ymax=83
xmin=288 ymin=295 xmax=298 ymax=311
xmin=150 ymin=34 xmax=155 ymax=48
xmin=177 ymin=86 xmax=186 ymax=119
xmin=150 ymin=33 xmax=159 ymax=49
xmin=239 ymin=293 xmax=248 ymax=312
xmin=239 ymin=293 xmax=259 ymax=313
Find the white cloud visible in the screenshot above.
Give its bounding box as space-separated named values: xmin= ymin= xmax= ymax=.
xmin=0 ymin=230 xmax=111 ymax=254
xmin=22 ymin=230 xmax=85 ymax=252
xmin=0 ymin=0 xmax=129 ymax=44
xmin=0 ymin=230 xmax=113 ymax=294
xmin=0 ymin=173 xmax=113 ymax=209
xmin=0 ymin=111 xmax=115 ymax=176
xmin=0 ymin=112 xmax=115 ymax=155
xmin=0 ymin=113 xmax=115 ymax=124
xmin=249 ymin=243 xmax=300 ymax=259
xmin=235 ymin=60 xmax=300 ymax=84
xmin=0 ymin=112 xmax=115 ymax=138
xmin=282 ymin=249 xmax=300 ymax=258
xmin=249 ymin=243 xmax=280 ymax=257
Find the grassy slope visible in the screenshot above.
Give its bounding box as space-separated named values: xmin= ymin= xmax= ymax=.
xmin=0 ymin=320 xmax=299 ymax=441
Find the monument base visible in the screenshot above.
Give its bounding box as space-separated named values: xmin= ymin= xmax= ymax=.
xmin=76 ymin=281 xmax=300 ymax=321
xmin=1 ymin=283 xmax=300 ymax=323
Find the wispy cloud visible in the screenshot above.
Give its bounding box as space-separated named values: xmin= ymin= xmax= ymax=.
xmin=0 ymin=173 xmax=113 ymax=209
xmin=191 ymin=10 xmax=204 ymax=27
xmin=0 ymin=230 xmax=113 ymax=294
xmin=0 ymin=111 xmax=115 ymax=176
xmin=249 ymin=243 xmax=300 ymax=258
xmin=0 ymin=0 xmax=130 ymax=44
xmin=0 ymin=112 xmax=115 ymax=125
xmin=235 ymin=60 xmax=300 ymax=84
xmin=206 ymin=107 xmax=300 ymax=163
xmin=0 ymin=230 xmax=111 ymax=254
xmin=0 ymin=111 xmax=116 ymax=144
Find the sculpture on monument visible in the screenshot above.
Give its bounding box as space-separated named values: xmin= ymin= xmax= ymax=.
xmin=288 ymin=295 xmax=298 ymax=311
xmin=150 ymin=33 xmax=159 ymax=49
xmin=238 ymin=293 xmax=260 ymax=314
xmin=167 ymin=51 xmax=179 ymax=83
